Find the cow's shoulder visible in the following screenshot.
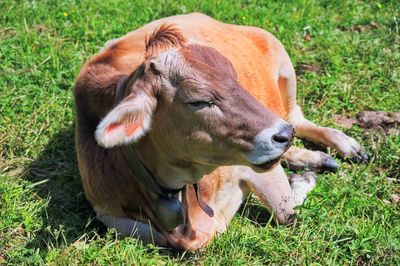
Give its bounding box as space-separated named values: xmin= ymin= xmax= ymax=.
xmin=233 ymin=25 xmax=286 ymax=65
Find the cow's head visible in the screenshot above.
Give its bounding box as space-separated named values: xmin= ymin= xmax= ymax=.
xmin=95 ymin=24 xmax=293 ymax=188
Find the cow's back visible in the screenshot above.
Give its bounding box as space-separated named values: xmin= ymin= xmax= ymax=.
xmin=90 ymin=13 xmax=286 ymax=118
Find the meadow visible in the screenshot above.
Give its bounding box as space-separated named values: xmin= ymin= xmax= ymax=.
xmin=0 ymin=0 xmax=399 ymax=264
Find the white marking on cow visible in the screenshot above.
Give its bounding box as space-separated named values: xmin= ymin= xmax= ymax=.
xmin=245 ymin=121 xmax=287 ymax=165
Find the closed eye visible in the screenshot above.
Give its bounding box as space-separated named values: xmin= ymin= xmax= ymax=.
xmin=187 ymin=100 xmax=215 ymax=110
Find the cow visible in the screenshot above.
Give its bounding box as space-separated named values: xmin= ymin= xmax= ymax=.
xmin=74 ymin=13 xmax=368 ymax=250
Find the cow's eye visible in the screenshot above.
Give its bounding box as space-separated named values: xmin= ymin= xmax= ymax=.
xmin=149 ymin=62 xmax=160 ymax=75
xmin=188 ymin=100 xmax=215 ymax=109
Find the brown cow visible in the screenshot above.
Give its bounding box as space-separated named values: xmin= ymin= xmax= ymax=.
xmin=74 ymin=13 xmax=368 ymax=250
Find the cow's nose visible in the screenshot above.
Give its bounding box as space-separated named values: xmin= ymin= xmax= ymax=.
xmin=271 ymin=124 xmax=294 ymax=149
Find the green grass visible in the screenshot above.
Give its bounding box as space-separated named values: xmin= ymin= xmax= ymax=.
xmin=1 ymin=0 xmax=399 ymax=264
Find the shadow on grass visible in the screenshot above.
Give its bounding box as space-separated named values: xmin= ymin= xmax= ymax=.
xmin=23 ymin=125 xmax=106 ymax=255
xmin=241 ymin=203 xmax=275 ymax=227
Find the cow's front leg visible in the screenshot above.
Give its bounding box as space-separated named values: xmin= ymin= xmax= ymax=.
xmin=242 ymin=164 xmax=316 ymax=224
xmin=289 ymin=172 xmax=317 ymax=206
xmin=273 ymin=46 xmax=368 ymax=163
xmin=282 ymin=146 xmax=339 ymax=172
xmin=289 ymin=106 xmax=369 ymax=162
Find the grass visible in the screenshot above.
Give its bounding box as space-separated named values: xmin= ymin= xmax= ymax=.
xmin=0 ymin=0 xmax=399 ymax=264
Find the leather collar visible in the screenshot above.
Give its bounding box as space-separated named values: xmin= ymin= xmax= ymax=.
xmin=115 ymin=74 xmax=182 ymax=199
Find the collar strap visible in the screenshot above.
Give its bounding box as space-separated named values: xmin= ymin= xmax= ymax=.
xmin=120 ymin=143 xmax=182 ymax=198
xmin=115 ymin=73 xmax=214 ymax=218
xmin=115 ymin=75 xmax=182 ymax=198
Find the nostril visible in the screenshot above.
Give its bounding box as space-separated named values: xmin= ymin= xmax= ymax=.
xmin=272 ymin=125 xmax=294 ymax=146
xmin=272 ymin=133 xmax=290 ymax=143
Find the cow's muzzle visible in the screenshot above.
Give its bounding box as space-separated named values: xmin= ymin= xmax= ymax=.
xmin=245 ymin=122 xmax=294 ymax=170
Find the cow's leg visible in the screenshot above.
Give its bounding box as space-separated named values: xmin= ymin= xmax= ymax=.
xmin=288 ymin=105 xmax=369 ymax=161
xmin=282 ymin=146 xmax=338 ymax=172
xmin=94 ymin=207 xmax=167 ymax=246
xmin=288 ymin=172 xmax=317 ymax=206
xmin=277 ymin=48 xmax=368 ymax=162
xmin=241 ymin=164 xmax=316 ymax=224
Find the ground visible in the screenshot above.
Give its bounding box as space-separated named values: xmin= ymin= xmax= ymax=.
xmin=0 ymin=0 xmax=399 ymax=265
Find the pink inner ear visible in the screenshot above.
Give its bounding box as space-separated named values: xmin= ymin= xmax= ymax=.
xmin=107 ymin=122 xmax=121 ymax=133
xmin=105 ymin=120 xmax=143 ymax=137
xmin=124 ymin=121 xmax=142 ymax=137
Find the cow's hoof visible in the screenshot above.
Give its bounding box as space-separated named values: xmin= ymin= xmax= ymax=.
xmin=321 ymin=157 xmax=339 ymax=172
xmin=349 ymin=148 xmax=370 ymax=163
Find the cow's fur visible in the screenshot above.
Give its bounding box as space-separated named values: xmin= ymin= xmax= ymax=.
xmin=74 ymin=13 xmax=368 ymax=250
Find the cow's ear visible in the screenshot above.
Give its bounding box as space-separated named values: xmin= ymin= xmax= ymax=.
xmin=95 ymin=88 xmax=156 ymax=148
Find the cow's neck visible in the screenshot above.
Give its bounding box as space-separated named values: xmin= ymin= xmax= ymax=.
xmin=133 ymin=136 xmax=214 ymax=190
xmin=127 ymin=137 xmax=215 ymax=229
